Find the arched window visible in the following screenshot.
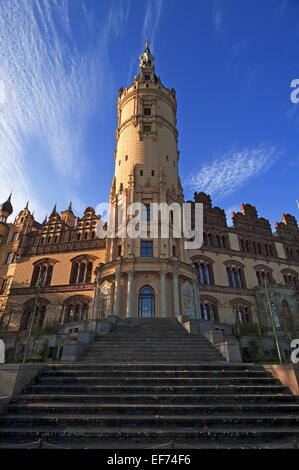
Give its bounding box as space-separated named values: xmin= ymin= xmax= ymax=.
xmin=254 ymin=265 xmax=274 ymax=286
xmin=138 ymin=285 xmax=155 ymax=318
xmin=231 ymin=302 xmax=252 ymax=324
xmin=21 ymin=298 xmax=49 ymax=330
xmin=225 ymin=261 xmax=246 ymax=289
xmin=30 ymin=259 xmax=57 ymax=287
xmin=193 ymin=258 xmax=214 ymax=286
xmin=200 ymin=300 xmax=218 ymax=321
xmin=63 ymin=295 xmax=92 ymax=323
xmin=69 ymin=255 xmax=96 ymax=284
xmin=281 ymin=269 xmax=298 ymax=288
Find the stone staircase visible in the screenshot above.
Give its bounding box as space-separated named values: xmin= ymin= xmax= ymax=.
xmin=81 ymin=318 xmax=225 ymax=363
xmin=0 ymin=318 xmax=298 ymax=448
xmin=0 ymin=363 xmax=298 ymax=448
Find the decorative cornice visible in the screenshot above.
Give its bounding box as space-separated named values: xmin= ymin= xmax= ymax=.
xmin=10 ymin=283 xmax=94 ymax=296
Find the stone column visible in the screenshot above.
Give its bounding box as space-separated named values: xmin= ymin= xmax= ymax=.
xmin=173 ymin=272 xmax=181 ymax=317
xmin=193 ymin=279 xmax=200 ymax=319
xmin=113 ymin=269 xmax=121 ymax=316
xmin=160 ymin=270 xmax=167 ymax=318
xmin=91 ymin=279 xmax=100 ymax=319
xmin=126 ymin=270 xmax=134 ymax=318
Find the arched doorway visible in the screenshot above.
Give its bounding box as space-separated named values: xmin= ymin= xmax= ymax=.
xmin=138 ymin=285 xmax=155 ymax=318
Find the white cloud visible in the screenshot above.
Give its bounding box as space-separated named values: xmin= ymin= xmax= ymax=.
xmin=126 ymin=1 xmax=162 ymax=87
xmin=142 ymin=0 xmax=163 ymax=52
xmin=0 ymin=0 xmax=130 ymax=221
xmin=211 ymin=0 xmax=224 ymax=33
xmin=185 ymin=144 xmax=281 ymax=200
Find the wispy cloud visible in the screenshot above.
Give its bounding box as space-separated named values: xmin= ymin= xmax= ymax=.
xmin=211 ymin=0 xmax=224 ymax=33
xmin=127 ymin=0 xmax=163 ymax=86
xmin=0 ymin=0 xmax=129 ymax=220
xmin=185 ymin=144 xmax=281 ymax=200
xmin=142 ymin=0 xmax=163 ymax=52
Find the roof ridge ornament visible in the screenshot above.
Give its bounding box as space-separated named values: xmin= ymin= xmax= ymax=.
xmin=139 ymin=37 xmax=155 ymax=70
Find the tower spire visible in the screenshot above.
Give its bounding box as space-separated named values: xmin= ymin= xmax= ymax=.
xmin=139 ymin=37 xmax=155 ymax=70
xmin=50 ymin=202 xmax=57 ymax=216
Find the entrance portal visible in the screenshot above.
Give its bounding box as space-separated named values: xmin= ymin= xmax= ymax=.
xmin=138 ymin=285 xmax=155 ymax=318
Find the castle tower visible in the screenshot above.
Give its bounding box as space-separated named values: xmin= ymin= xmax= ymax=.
xmin=94 ymin=41 xmax=200 ymax=320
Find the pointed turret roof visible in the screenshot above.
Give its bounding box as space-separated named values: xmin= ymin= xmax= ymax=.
xmin=0 ymin=193 xmax=13 ymax=216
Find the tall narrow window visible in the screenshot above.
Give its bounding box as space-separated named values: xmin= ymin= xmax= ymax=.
xmin=226 ymin=268 xmax=232 ymax=287
xmin=6 ymin=252 xmax=13 ymax=264
xmin=199 ymin=264 xmax=205 ymax=284
xmin=0 ymin=279 xmax=8 ymax=295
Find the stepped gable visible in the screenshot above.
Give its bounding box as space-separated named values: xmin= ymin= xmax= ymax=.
xmin=191 ymin=192 xmax=227 ymax=228
xmin=275 ymin=213 xmax=299 ymax=242
xmin=232 ymin=203 xmax=272 ymax=235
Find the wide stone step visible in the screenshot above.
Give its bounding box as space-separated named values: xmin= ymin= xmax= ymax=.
xmin=14 ymin=393 xmax=298 ymax=404
xmin=40 ymin=369 xmax=272 ymax=378
xmin=24 ymin=384 xmax=288 ymax=394
xmin=37 ymin=377 xmax=279 ymax=386
xmin=0 ymin=425 xmax=298 ymax=444
xmin=1 ymin=413 xmax=298 ymax=428
xmin=7 ymin=403 xmax=299 ymax=415
xmin=45 ymin=363 xmax=257 ymax=371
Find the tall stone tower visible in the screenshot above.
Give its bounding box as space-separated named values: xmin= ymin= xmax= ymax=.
xmin=94 ymin=40 xmax=200 ymax=320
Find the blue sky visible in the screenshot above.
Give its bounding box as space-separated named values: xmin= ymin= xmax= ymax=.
xmin=0 ymin=0 xmax=298 ymax=228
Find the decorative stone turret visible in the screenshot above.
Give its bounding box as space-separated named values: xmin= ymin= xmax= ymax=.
xmin=0 ymin=193 xmax=13 ymax=223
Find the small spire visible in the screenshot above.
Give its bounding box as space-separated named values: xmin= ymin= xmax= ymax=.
xmin=43 ymin=214 xmax=48 ymax=224
xmin=139 ymin=37 xmax=155 ymax=70
xmin=25 ymin=200 xmax=29 ymax=210
xmin=6 ymin=192 xmax=12 ymax=203
xmin=51 ymin=202 xmax=57 ymax=216
xmin=68 ymin=200 xmax=72 ymax=211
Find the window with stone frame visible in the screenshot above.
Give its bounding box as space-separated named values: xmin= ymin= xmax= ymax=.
xmin=69 ymin=254 xmax=96 ymax=285
xmin=216 ymin=234 xmax=226 ymax=249
xmin=21 ymin=298 xmax=49 ymax=330
xmin=63 ymin=295 xmax=92 ymax=323
xmin=30 ymin=258 xmax=57 ymax=287
xmin=231 ymin=300 xmax=252 ymax=324
xmin=0 ymin=279 xmax=8 ymax=295
xmin=281 ymin=269 xmax=298 ymax=289
xmin=140 ymin=240 xmax=153 ymax=257
xmin=254 ymin=265 xmax=274 ymax=286
xmin=199 ymin=296 xmax=219 ymax=321
xmin=224 ymin=260 xmax=246 ymax=289
xmin=191 ymin=256 xmax=215 ymax=286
